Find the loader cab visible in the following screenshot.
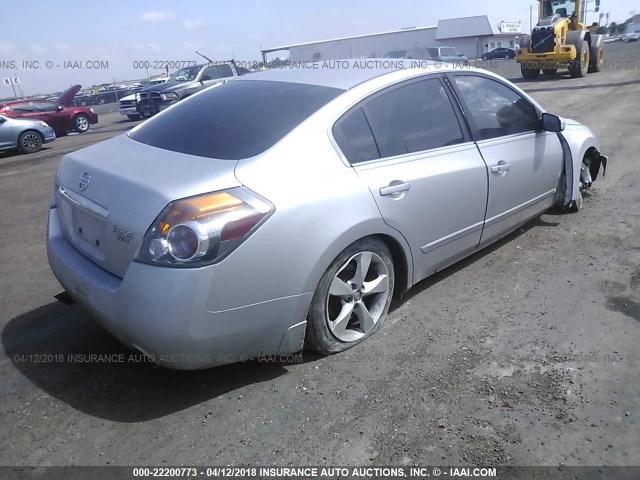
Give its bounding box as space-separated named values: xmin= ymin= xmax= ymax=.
xmin=542 ymin=0 xmax=578 ymax=19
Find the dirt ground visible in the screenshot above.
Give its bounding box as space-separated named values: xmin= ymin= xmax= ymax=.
xmin=0 ymin=43 xmax=639 ymax=467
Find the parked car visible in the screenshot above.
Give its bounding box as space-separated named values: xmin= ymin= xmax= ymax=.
xmin=118 ymin=78 xmax=168 ymax=120
xmin=135 ymin=61 xmax=245 ymax=117
xmin=0 ymin=114 xmax=55 ymax=154
xmin=383 ymin=47 xmax=431 ymax=60
xmin=426 ymin=47 xmax=469 ymax=65
xmin=0 ymin=85 xmax=98 ymax=134
xmin=482 ymin=47 xmax=516 ymax=60
xmin=627 ymin=33 xmax=640 ymax=43
xmin=47 ymin=61 xmax=607 ymax=369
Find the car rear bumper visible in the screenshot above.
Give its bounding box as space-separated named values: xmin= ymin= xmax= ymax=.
xmin=46 ymin=207 xmax=310 ymax=370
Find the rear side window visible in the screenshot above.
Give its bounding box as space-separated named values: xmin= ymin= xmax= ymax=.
xmin=202 ymin=64 xmax=233 ymax=80
xmin=333 ymin=108 xmax=379 ymax=164
xmin=453 ymin=75 xmax=540 ymax=140
xmin=130 ymin=80 xmax=344 ymax=159
xmin=11 ymin=102 xmax=34 ymax=113
xmin=364 ymin=78 xmax=464 ymax=158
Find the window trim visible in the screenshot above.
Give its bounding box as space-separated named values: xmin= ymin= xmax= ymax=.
xmin=445 ymin=72 xmax=543 ymax=142
xmin=329 ymin=73 xmax=473 ymax=166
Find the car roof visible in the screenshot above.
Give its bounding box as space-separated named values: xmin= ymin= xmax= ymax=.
xmin=237 ymin=58 xmax=439 ymax=90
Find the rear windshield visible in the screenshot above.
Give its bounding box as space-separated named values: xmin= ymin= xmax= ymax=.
xmin=129 ymin=80 xmax=344 ymax=160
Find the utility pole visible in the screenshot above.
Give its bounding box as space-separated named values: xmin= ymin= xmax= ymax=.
xmin=530 ymin=4 xmax=533 ymax=34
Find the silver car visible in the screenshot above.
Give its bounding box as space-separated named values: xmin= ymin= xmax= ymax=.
xmin=47 ymin=61 xmax=607 ymax=369
xmin=0 ymin=115 xmax=55 ymax=154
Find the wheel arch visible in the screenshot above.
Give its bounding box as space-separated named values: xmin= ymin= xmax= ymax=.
xmin=558 ymin=126 xmax=602 ymax=206
xmin=17 ymin=128 xmax=44 ymax=147
xmin=304 ymin=222 xmax=414 ymax=303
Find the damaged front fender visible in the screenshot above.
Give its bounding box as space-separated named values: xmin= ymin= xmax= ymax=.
xmin=558 ymin=120 xmax=608 ymax=208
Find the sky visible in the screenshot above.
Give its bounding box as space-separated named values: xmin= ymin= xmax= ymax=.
xmin=1 ymin=0 xmax=638 ymax=96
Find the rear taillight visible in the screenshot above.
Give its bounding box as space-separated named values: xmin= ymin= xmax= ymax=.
xmin=134 ymin=187 xmax=273 ymax=267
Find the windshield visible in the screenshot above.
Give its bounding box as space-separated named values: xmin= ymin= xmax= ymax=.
xmin=544 ymin=0 xmax=577 ymax=18
xmin=168 ymin=66 xmax=201 ymax=82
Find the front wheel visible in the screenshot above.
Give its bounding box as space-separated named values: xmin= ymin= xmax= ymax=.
xmin=73 ymin=114 xmax=90 ymax=133
xmin=569 ymin=41 xmax=590 ymax=78
xmin=521 ymin=64 xmax=540 ymax=79
xmin=18 ymin=131 xmax=43 ymax=154
xmin=305 ymin=238 xmax=395 ymax=355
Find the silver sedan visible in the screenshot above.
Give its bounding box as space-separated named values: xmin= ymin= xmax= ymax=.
xmin=0 ymin=115 xmax=55 ymax=154
xmin=47 ymin=61 xmax=607 ymax=369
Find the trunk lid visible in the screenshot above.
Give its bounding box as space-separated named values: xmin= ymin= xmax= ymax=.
xmin=55 ymin=134 xmax=239 ymax=278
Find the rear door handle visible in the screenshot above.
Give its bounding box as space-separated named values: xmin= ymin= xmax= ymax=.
xmin=491 ymin=163 xmax=511 ymax=174
xmin=380 ymin=182 xmax=411 ymax=196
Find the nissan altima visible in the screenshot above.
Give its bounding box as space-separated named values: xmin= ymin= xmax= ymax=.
xmin=47 ymin=61 xmax=607 ymax=369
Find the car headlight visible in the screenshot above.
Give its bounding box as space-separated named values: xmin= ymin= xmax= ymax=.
xmin=134 ymin=187 xmax=274 ymax=267
xmin=90 ymin=108 xmax=95 ymax=113
xmin=160 ymin=92 xmax=179 ymax=101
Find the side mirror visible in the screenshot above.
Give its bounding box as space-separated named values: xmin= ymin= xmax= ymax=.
xmin=541 ymin=113 xmax=565 ymax=132
xmin=200 ymin=74 xmax=212 ymax=81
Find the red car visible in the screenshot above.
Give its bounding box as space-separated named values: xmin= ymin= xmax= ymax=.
xmin=0 ymin=85 xmax=98 ymax=134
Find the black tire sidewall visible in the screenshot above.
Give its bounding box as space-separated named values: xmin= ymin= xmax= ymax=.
xmin=18 ymin=131 xmax=42 ymax=154
xmin=304 ymin=237 xmax=395 ymax=355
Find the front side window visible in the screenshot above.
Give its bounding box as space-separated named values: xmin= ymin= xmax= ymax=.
xmin=454 ymin=75 xmax=540 ymax=140
xmin=33 ymin=102 xmax=58 ymax=112
xmin=363 ymin=78 xmax=464 ymax=158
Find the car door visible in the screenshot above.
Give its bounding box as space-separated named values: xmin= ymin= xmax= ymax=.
xmin=32 ymin=101 xmax=66 ymax=130
xmin=332 ymin=76 xmax=489 ymax=282
xmin=449 ymin=73 xmax=564 ymax=246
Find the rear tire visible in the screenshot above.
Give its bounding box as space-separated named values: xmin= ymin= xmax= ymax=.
xmin=521 ymin=64 xmax=540 ymax=79
xmin=305 ymin=237 xmax=395 ymax=355
xmin=569 ymin=41 xmax=590 ymax=78
xmin=18 ymin=131 xmax=43 ymax=154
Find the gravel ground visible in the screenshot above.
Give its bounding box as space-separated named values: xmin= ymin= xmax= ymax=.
xmin=0 ymin=43 xmax=639 ymax=467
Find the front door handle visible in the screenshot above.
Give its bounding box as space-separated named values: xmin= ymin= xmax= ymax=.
xmin=380 ymin=182 xmax=411 ymax=196
xmin=491 ymin=162 xmax=511 ymax=174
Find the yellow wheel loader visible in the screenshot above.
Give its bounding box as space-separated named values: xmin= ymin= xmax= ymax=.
xmin=516 ymin=0 xmax=605 ymax=79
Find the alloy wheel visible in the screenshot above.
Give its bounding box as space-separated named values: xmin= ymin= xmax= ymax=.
xmin=326 ymin=251 xmax=390 ymax=342
xmin=76 ymin=116 xmax=89 ymax=132
xmin=21 ymin=133 xmax=41 ymax=152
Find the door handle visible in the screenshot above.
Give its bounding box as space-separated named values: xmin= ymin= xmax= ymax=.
xmin=380 ymin=182 xmax=411 ymax=196
xmin=491 ymin=163 xmax=511 ymax=174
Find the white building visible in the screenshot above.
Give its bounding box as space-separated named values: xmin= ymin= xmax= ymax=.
xmin=261 ymin=15 xmax=523 ymax=63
